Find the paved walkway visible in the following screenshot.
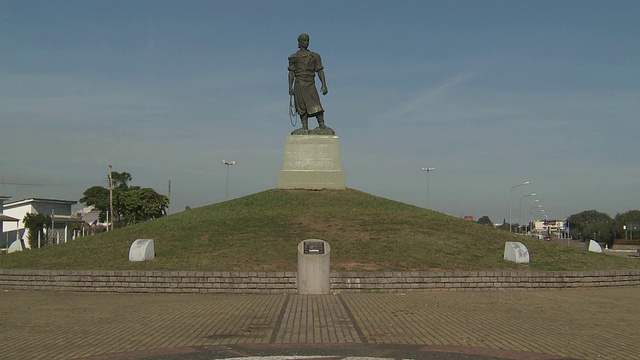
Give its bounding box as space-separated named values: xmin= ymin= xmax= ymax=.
xmin=2 ymin=287 xmax=639 ymax=360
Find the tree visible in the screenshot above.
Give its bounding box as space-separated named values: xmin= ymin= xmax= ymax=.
xmin=477 ymin=216 xmax=493 ymax=226
xmin=23 ymin=213 xmax=52 ymax=248
xmin=114 ymin=186 xmax=169 ymax=226
xmin=497 ymin=218 xmax=510 ymax=231
xmin=612 ymin=210 xmax=640 ymax=241
xmin=566 ymin=210 xmax=613 ymax=244
xmin=80 ymin=171 xmax=169 ymax=228
xmin=79 ymin=186 xmax=110 ymax=222
xmin=111 ymin=171 xmax=132 ymax=189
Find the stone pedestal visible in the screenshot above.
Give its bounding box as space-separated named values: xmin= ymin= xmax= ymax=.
xmin=278 ymin=135 xmax=346 ymax=189
xmin=297 ymin=239 xmax=331 ymax=294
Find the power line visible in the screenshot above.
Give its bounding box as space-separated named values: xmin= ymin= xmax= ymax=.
xmin=0 ymin=177 xmax=103 ymax=188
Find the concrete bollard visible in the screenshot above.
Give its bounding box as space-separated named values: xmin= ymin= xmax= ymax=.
xmin=297 ymin=239 xmax=331 ymax=294
xmin=504 ymin=241 xmax=530 ymax=264
xmin=129 ymin=239 xmax=155 ymax=262
xmin=585 ymin=240 xmax=602 ymax=253
xmin=7 ymin=240 xmax=23 ymax=253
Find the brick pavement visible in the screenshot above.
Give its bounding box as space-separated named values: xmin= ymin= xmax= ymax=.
xmin=1 ymin=288 xmax=639 ymax=360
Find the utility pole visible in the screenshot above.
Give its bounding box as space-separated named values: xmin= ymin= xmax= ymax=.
xmin=51 ymin=209 xmax=55 ymax=246
xmin=167 ymin=180 xmax=171 ymax=215
xmin=108 ymin=165 xmax=114 ymax=231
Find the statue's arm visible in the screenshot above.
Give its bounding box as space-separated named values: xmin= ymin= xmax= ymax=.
xmin=318 ymin=69 xmax=328 ymax=95
xmin=288 ymin=71 xmax=295 ymax=96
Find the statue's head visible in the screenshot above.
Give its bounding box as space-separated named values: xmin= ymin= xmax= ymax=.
xmin=297 ymin=33 xmax=310 ymax=48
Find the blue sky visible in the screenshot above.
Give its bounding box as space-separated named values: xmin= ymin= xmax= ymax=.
xmin=1 ymin=0 xmax=639 ymax=224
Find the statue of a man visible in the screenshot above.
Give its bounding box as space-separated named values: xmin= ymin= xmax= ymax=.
xmin=288 ymin=34 xmax=333 ymax=135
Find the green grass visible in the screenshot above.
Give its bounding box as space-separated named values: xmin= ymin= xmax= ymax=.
xmin=2 ymin=189 xmax=639 ymax=272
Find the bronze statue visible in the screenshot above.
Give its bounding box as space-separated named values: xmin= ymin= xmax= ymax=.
xmin=288 ymin=34 xmax=334 ymax=135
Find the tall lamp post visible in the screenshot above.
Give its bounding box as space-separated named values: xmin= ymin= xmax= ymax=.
xmin=518 ymin=193 xmax=536 ymax=233
xmin=527 ymin=200 xmax=540 ymax=232
xmin=530 ymin=203 xmax=543 ymax=235
xmin=421 ymin=167 xmax=436 ymax=208
xmin=220 ymin=160 xmax=237 ymax=201
xmin=508 ymin=181 xmax=529 ymax=232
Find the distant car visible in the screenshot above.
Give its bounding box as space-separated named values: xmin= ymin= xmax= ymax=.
xmin=544 ymin=236 xmax=551 ymax=241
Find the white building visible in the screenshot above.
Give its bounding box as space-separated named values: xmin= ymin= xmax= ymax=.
xmin=3 ymin=198 xmax=83 ymax=249
xmin=1 ymin=195 xmax=21 ymax=251
xmin=532 ymin=219 xmax=567 ymax=237
xmin=75 ymin=205 xmax=108 ymax=228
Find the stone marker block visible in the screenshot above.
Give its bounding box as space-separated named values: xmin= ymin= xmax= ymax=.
xmin=7 ymin=240 xmax=23 ymax=253
xmin=129 ymin=239 xmax=155 ymax=262
xmin=504 ymin=241 xmax=530 ymax=264
xmin=297 ymin=239 xmax=331 ymax=294
xmin=278 ymin=135 xmax=346 ymax=189
xmin=586 ymin=240 xmax=602 ymax=253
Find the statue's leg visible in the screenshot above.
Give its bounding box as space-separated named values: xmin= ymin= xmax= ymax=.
xmin=301 ymin=114 xmax=309 ymax=129
xmin=316 ymin=112 xmax=326 ymax=128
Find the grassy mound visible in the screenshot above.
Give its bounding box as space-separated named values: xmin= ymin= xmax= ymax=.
xmin=2 ymin=189 xmax=639 ymax=272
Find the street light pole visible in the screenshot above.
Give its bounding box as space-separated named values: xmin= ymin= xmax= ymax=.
xmin=526 ymin=200 xmax=540 ymax=232
xmin=508 ymin=181 xmax=529 ymax=232
xmin=220 ymin=160 xmax=237 ymax=201
xmin=108 ymin=165 xmax=114 ymax=231
xmin=529 ymin=203 xmax=542 ymax=235
xmin=421 ymin=167 xmax=436 ymax=208
xmin=518 ymin=193 xmax=536 ymax=233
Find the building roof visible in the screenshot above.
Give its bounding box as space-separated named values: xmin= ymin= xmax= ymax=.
xmin=52 ymin=215 xmax=85 ymax=223
xmin=4 ymin=198 xmax=77 ymax=208
xmin=0 ymin=214 xmax=19 ymax=222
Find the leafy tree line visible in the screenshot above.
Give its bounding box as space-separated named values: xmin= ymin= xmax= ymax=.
xmin=80 ymin=171 xmax=169 ymax=228
xmin=477 ymin=216 xmax=514 ymax=231
xmin=477 ymin=216 xmax=493 ymax=226
xmin=567 ymin=209 xmax=640 ymax=246
xmin=475 ymin=210 xmax=640 ymax=246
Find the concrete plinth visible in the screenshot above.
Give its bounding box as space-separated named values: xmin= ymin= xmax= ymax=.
xmin=278 ymin=135 xmax=345 ymax=189
xmin=297 ymin=239 xmax=331 ymax=295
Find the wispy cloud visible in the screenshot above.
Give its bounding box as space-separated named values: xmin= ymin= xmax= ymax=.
xmin=385 ymin=70 xmax=479 ymax=121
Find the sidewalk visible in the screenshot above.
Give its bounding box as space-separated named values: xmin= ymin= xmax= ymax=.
xmin=2 ymin=287 xmax=639 ymax=359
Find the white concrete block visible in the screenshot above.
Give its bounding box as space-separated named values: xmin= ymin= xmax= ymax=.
xmin=504 ymin=241 xmax=530 ymax=264
xmin=7 ymin=240 xmax=23 ymax=253
xmin=586 ymin=240 xmax=603 ymax=253
xmin=129 ymin=239 xmax=155 ymax=262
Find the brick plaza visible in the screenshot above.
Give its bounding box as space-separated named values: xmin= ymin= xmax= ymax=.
xmin=2 ymin=287 xmax=639 ymax=359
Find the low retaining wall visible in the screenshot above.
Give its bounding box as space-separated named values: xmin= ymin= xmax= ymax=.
xmin=1 ymin=269 xmax=639 ymax=293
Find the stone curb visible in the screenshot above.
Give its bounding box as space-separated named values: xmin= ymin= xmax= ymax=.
xmin=1 ymin=268 xmax=639 ymax=293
